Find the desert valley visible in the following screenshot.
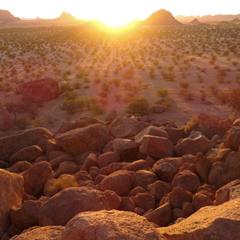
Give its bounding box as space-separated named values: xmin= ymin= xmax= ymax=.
xmin=0 ymin=5 xmax=240 ymax=240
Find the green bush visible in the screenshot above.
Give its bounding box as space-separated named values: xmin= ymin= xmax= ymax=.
xmin=126 ymin=97 xmax=150 ymax=115
xmin=60 ymin=83 xmax=73 ymax=93
xmin=156 ymin=89 xmax=169 ymax=98
xmin=179 ymin=81 xmax=189 ymax=89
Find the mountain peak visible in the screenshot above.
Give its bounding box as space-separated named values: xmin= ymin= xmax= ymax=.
xmin=143 ymin=9 xmax=182 ymax=26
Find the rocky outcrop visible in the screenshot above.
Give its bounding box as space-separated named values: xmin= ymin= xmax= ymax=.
xmin=0 ymin=170 xmax=24 ymax=239
xmin=159 ymin=198 xmax=240 ymax=240
xmin=61 ymin=210 xmax=166 ymax=240
xmin=18 ymin=78 xmax=59 ymax=103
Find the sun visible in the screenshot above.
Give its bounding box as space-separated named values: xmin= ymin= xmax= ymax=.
xmin=99 ymin=13 xmax=132 ymax=28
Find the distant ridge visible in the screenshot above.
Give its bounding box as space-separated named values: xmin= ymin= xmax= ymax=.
xmin=176 ymin=13 xmax=240 ymax=23
xmin=0 ymin=9 xmax=21 ymax=22
xmin=143 ymin=9 xmax=182 ymax=26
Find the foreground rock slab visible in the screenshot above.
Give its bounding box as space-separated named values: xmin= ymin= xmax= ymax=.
xmin=61 ymin=210 xmax=166 ymax=240
xmin=11 ymin=226 xmax=65 ymax=240
xmin=158 ymin=198 xmax=240 ymax=240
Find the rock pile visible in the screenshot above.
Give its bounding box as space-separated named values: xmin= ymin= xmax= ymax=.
xmin=0 ymin=113 xmax=240 ymax=240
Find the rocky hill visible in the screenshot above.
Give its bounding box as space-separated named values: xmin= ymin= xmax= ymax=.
xmin=0 ymin=9 xmax=21 ymax=22
xmin=54 ymin=11 xmax=77 ymax=22
xmin=143 ymin=9 xmax=182 ymax=26
xmin=231 ymin=17 xmax=240 ymax=23
xmin=189 ymin=18 xmax=201 ymax=24
xmin=0 ymin=113 xmax=240 ymax=239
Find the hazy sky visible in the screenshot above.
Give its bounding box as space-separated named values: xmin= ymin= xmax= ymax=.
xmin=1 ymin=0 xmax=239 ymax=24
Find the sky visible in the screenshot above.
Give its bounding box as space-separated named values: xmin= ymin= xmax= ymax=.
xmin=1 ymin=0 xmax=240 ymax=26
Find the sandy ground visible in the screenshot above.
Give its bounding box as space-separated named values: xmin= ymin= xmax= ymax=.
xmin=0 ymin=25 xmax=239 ymax=137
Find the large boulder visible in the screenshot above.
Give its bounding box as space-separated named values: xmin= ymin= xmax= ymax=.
xmin=18 ymin=78 xmax=59 ymax=102
xmin=97 ymin=152 xmax=120 ymax=168
xmin=0 ymin=107 xmax=11 ymax=131
xmin=100 ymin=170 xmax=132 ymax=196
xmin=159 ymin=198 xmax=240 ymax=240
xmin=175 ymin=131 xmax=210 ymax=156
xmin=139 ymin=135 xmax=174 ymax=159
xmin=0 ymin=127 xmax=53 ymax=161
xmin=147 ymin=180 xmax=172 ymax=201
xmin=109 ymin=116 xmax=150 ymax=138
xmin=11 ymin=226 xmax=65 ymax=240
xmin=224 ymin=127 xmax=240 ymax=150
xmin=60 ymin=210 xmax=165 ymax=240
xmin=133 ymin=169 xmax=158 ymax=189
xmin=39 ymin=187 xmax=109 ymax=226
xmin=0 ymin=170 xmax=24 ymax=239
xmin=208 ymin=151 xmax=240 ymax=189
xmin=21 ymin=161 xmax=53 ymax=198
xmin=55 ymin=124 xmax=111 ymax=155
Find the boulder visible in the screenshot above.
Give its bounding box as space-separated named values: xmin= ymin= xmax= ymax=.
xmin=208 ymin=151 xmax=240 ymax=188
xmin=165 ymin=127 xmax=184 ymax=145
xmin=152 ymin=158 xmax=178 ymax=182
xmin=146 ymin=202 xmax=172 ymax=227
xmin=9 ymin=200 xmax=42 ymax=229
xmin=134 ymin=126 xmax=168 ymax=146
xmin=55 ymin=161 xmax=80 ymax=178
xmin=55 ymin=124 xmax=111 ymax=155
xmin=166 ymin=187 xmax=192 ymax=209
xmin=21 ymin=161 xmax=53 ymax=198
xmin=9 ymin=161 xmax=32 ymax=173
xmin=215 ymin=179 xmax=240 ymax=205
xmin=133 ymin=193 xmax=155 ymax=211
xmin=123 ymin=159 xmax=149 ymax=172
xmin=100 ymin=170 xmax=132 ymax=196
xmin=60 ymin=210 xmax=165 ymax=240
xmin=133 ymin=169 xmax=158 ymax=189
xmin=0 ymin=127 xmax=53 ymax=161
xmin=147 ymin=180 xmax=172 ymax=201
xmin=172 ymin=170 xmax=200 ymax=194
xmin=175 ymin=131 xmax=210 ymax=156
xmin=18 ymin=78 xmax=59 ymax=102
xmin=139 ymin=135 xmax=174 ymax=159
xmin=119 ymin=197 xmax=135 ymax=211
xmin=0 ymin=170 xmax=24 ymax=239
xmin=110 ymin=116 xmax=150 ymax=138
xmin=159 ymin=198 xmax=240 ymax=240
xmin=39 ymin=187 xmax=108 ymax=226
xmin=10 ymin=145 xmax=43 ymax=165
xmin=113 ymin=138 xmax=138 ymax=160
xmin=80 ymin=153 xmax=98 ymax=172
xmin=192 ymin=192 xmax=214 ymax=210
xmin=97 ymin=152 xmax=120 ymax=168
xmin=224 ymin=127 xmax=240 ymax=150
xmin=0 ymin=107 xmax=11 ymax=131
xmin=10 ymin=226 xmax=64 ymax=240
xmin=194 ymin=152 xmax=212 ymax=183
xmin=104 ymin=190 xmax=121 ymax=210
xmin=49 ymin=153 xmax=73 ymax=169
